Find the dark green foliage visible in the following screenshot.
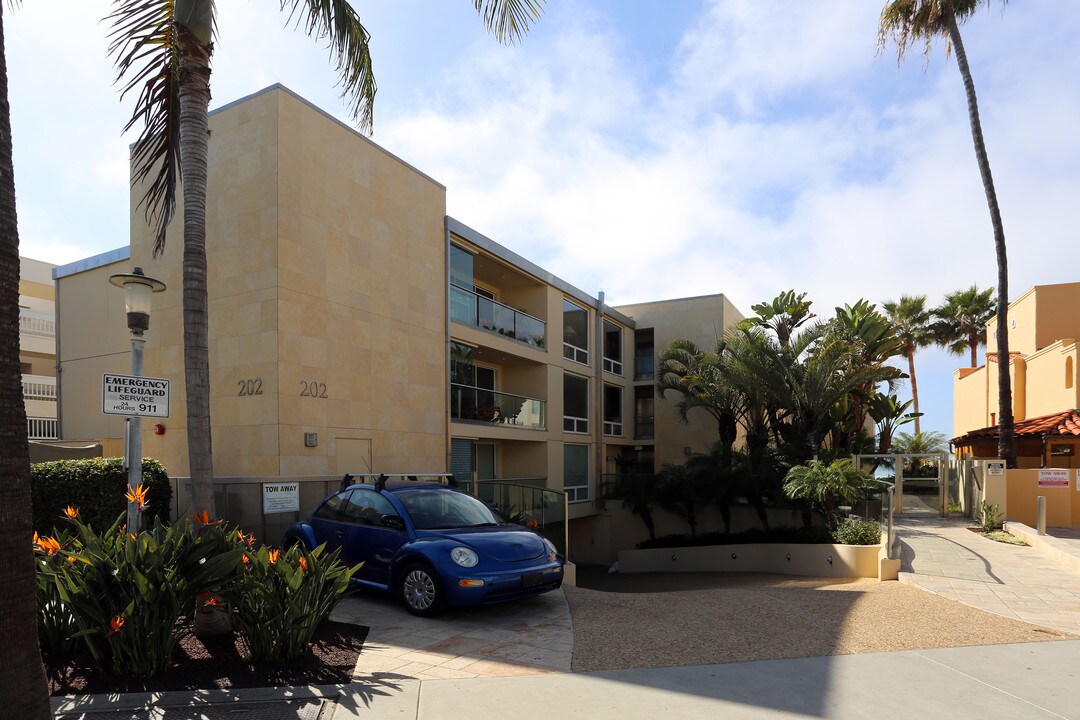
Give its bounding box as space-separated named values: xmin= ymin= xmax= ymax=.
xmin=30 ymin=457 xmax=171 ymax=534
xmin=832 ymin=518 xmax=884 ymax=546
xmin=637 ymin=525 xmax=834 ymax=550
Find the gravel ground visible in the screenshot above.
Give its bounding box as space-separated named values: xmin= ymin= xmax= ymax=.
xmin=565 ymin=572 xmax=1073 ymax=673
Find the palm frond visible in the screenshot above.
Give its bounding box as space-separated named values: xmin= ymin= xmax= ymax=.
xmin=282 ymin=0 xmax=377 ymax=133
xmin=474 ymin=0 xmax=545 ymax=45
xmin=108 ymin=0 xmax=181 ymax=257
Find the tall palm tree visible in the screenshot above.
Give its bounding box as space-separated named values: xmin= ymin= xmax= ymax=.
xmin=932 ymin=284 xmax=995 ymax=367
xmin=108 ymin=0 xmax=545 ymax=517
xmin=879 ymin=0 xmax=1015 ymax=466
xmin=882 ymin=295 xmax=932 ymax=434
xmin=0 ymin=3 xmax=52 ymax=715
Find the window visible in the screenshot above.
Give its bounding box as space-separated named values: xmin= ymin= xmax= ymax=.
xmin=451 ymin=439 xmax=496 ymax=480
xmin=604 ymin=384 xmax=623 ymax=436
xmin=603 ymin=321 xmax=623 ymax=375
xmin=341 ymin=489 xmax=400 ymax=527
xmin=564 ymin=373 xmax=589 ymax=433
xmin=634 ymin=329 xmax=655 ymax=380
xmin=313 ymin=492 xmax=347 ymax=520
xmin=449 ymin=244 xmax=474 ymax=290
xmin=635 ymin=386 xmax=654 ymax=439
xmin=564 ymin=444 xmax=589 ymax=503
xmin=563 ymin=299 xmax=589 ymax=364
xmin=1067 ymin=357 xmax=1075 ymax=389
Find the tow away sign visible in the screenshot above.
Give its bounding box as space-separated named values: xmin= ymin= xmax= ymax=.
xmin=102 ymin=373 xmax=171 ymax=418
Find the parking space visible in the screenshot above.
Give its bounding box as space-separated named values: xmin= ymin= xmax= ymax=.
xmin=330 ymin=587 xmax=572 ymax=680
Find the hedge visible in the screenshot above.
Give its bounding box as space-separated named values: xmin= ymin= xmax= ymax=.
xmin=31 ymin=457 xmax=171 ymax=534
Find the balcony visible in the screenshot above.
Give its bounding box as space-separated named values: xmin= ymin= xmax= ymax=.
xmin=450 ymin=285 xmax=545 ymax=349
xmin=28 ymin=417 xmax=57 ymax=440
xmin=634 ymin=415 xmax=654 ymax=440
xmin=22 ymin=374 xmax=56 ymax=401
xmin=634 ymin=356 xmax=655 ymax=381
xmin=451 ymin=383 xmax=546 ymax=430
xmin=19 ymin=312 xmax=55 ymax=338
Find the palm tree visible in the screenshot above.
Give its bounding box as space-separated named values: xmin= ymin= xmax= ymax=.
xmin=655 ymin=463 xmax=713 ymax=538
xmin=741 ymin=289 xmax=815 ymax=348
xmin=783 ymin=459 xmax=871 ymax=530
xmin=932 ymin=285 xmax=995 ymax=367
xmin=882 ymin=295 xmax=932 ymax=434
xmin=892 ymin=430 xmax=948 ymax=454
xmin=0 ymin=4 xmax=52 ymax=715
xmin=604 ymin=473 xmax=661 ymax=541
xmin=108 ymin=0 xmax=545 ymax=517
xmin=879 ymin=0 xmax=1015 ymax=466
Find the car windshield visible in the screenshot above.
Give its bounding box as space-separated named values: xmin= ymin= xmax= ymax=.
xmin=396 ymin=489 xmax=501 ymax=530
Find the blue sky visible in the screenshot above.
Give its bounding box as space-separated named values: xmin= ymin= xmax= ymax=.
xmin=8 ymin=1 xmax=1080 ymax=441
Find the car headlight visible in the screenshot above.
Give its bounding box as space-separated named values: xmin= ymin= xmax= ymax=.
xmin=542 ymin=537 xmax=559 ymax=560
xmin=450 ymin=547 xmax=479 ymax=568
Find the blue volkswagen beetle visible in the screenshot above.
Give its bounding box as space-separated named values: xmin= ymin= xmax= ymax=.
xmin=283 ymin=474 xmax=564 ymax=616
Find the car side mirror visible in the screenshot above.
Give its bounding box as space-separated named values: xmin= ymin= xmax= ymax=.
xmin=381 ymin=514 xmax=405 ymax=530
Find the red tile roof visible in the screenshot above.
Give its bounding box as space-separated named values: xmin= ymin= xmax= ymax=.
xmin=952 ymin=408 xmax=1080 ymax=444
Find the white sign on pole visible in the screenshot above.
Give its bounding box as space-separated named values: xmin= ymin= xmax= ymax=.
xmin=1038 ymin=469 xmax=1070 ymax=488
xmin=987 ymin=462 xmax=1005 ymax=477
xmin=263 ymin=482 xmax=300 ymax=514
xmin=102 ymin=373 xmax=171 ymax=418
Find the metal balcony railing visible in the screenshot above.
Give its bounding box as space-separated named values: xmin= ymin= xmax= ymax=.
xmin=450 ymin=284 xmax=545 ymax=349
xmin=19 ymin=313 xmax=55 ymax=338
xmin=22 ymin=374 xmax=57 ymax=401
xmin=451 ymin=383 xmax=546 ymax=429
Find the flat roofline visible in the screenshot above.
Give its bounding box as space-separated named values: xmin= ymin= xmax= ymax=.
xmin=53 ymin=247 xmax=130 ymax=280
xmin=446 ymin=216 xmax=635 ymax=327
xmin=212 ymin=84 xmax=445 ymax=191
xmin=614 ymin=292 xmax=735 ymax=309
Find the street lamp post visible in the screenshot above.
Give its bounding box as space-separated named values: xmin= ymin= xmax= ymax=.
xmin=108 ymin=267 xmax=166 ymax=533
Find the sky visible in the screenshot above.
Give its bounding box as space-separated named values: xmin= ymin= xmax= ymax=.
xmin=7 ymin=0 xmax=1080 ymax=441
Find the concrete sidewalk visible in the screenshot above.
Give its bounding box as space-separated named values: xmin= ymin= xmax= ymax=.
xmin=331 ymin=640 xmax=1080 ymax=719
xmin=897 ymin=517 xmax=1080 ymax=633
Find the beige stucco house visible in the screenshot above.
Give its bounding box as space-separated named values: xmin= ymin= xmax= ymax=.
xmin=953 ymin=282 xmax=1080 ymax=467
xmin=53 ymin=85 xmax=743 ymax=560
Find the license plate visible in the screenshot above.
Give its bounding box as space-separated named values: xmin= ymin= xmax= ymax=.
xmin=522 ymin=572 xmax=543 ymax=588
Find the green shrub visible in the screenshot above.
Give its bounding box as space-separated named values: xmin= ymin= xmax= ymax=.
xmin=978 ymin=500 xmax=1003 ymax=533
xmin=832 ymin=518 xmax=883 ymax=546
xmin=35 ymin=527 xmax=79 ymax=659
xmin=36 ymin=511 xmax=242 ymax=676
xmin=226 ymin=544 xmax=360 ymax=662
xmin=31 ymin=457 xmax=171 ymax=534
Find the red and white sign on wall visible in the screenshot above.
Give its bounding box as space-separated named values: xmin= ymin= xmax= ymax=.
xmin=1038 ymin=469 xmax=1070 ymax=488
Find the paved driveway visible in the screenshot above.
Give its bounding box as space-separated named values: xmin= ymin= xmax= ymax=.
xmin=330 ymin=587 xmax=572 ymax=680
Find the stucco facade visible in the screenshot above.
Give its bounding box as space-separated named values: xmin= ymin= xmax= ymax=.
xmin=19 ymin=256 xmax=57 ymax=439
xmin=953 ymin=282 xmax=1080 ymax=464
xmin=54 ymin=85 xmax=744 ymax=558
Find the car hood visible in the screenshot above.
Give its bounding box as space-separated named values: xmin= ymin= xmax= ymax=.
xmin=417 ymin=527 xmax=547 ymax=562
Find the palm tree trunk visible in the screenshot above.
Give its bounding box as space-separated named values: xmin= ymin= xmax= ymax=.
xmin=907 ymin=345 xmax=920 ymax=435
xmin=0 ymin=6 xmax=52 ymax=714
xmin=943 ymin=3 xmax=1015 ymax=467
xmin=177 ymin=24 xmax=217 ymax=516
xmin=968 ymin=330 xmax=978 ymax=368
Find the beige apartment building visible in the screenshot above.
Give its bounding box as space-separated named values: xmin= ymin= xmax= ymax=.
xmin=953 ymin=282 xmax=1080 ymax=467
xmin=53 ymin=85 xmax=742 ymax=558
xmin=20 ymin=256 xmax=58 ymax=441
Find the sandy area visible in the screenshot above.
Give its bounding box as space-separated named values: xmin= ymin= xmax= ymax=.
xmin=565 ymin=572 xmax=1072 ymax=673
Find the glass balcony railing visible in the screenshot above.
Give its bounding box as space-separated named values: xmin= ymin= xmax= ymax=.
xmin=450 ymin=284 xmax=546 ymax=349
xmin=634 ymin=355 xmax=654 ymax=381
xmin=451 ymin=383 xmax=546 ymax=429
xmin=634 ymin=415 xmax=654 ymax=439
xmin=459 ymin=479 xmax=567 ymax=558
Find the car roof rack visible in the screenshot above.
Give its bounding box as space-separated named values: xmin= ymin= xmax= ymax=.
xmin=339 ymin=473 xmax=459 ymax=492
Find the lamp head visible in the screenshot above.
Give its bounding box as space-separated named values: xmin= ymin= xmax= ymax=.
xmin=108 ymin=267 xmax=166 ymax=335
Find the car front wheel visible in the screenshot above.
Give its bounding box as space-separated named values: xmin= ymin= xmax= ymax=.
xmin=399 ymin=563 xmax=445 ymax=617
